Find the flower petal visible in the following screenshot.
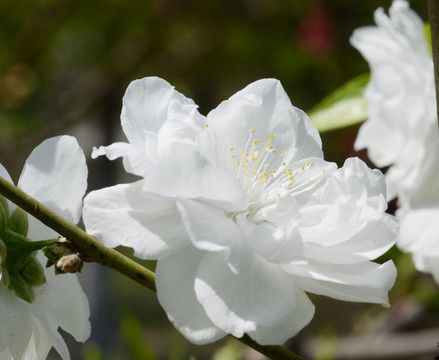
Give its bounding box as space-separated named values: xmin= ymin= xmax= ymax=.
xmin=155 ymin=249 xmax=226 ymax=345
xmin=122 ymin=77 xmax=201 ymax=152
xmin=83 ymin=181 xmax=190 ymax=259
xmin=206 ymin=79 xmax=323 ymax=166
xmin=284 ymin=260 xmax=396 ymax=307
xmin=92 ymin=141 xmax=154 ymax=177
xmin=398 ymin=208 xmax=439 ymax=256
xmin=176 ymin=199 xmax=253 ymax=274
xmin=18 ymin=136 xmax=87 ymax=240
xmin=194 ymin=253 xmax=296 ymax=339
xmin=142 ymin=150 xmax=248 ymax=211
xmin=246 ymin=288 xmax=314 ymax=345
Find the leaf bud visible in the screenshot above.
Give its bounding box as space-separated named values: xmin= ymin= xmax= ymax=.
xmin=8 ymin=207 xmax=29 ymax=237
xmin=55 ymin=253 xmax=83 ymax=274
xmin=21 ymin=256 xmax=46 ymax=286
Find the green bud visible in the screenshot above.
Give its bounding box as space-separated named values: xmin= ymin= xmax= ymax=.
xmin=42 ymin=241 xmax=71 ymax=263
xmin=0 ymin=203 xmax=6 ymax=234
xmin=21 ymin=256 xmax=46 ymax=286
xmin=1 ymin=266 xmax=10 ymax=287
xmin=8 ymin=271 xmax=34 ymax=303
xmin=8 ymin=207 xmax=29 ymax=237
xmin=0 ymin=195 xmax=9 ymax=220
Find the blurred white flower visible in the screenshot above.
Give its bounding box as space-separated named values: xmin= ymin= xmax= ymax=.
xmin=351 ymin=0 xmax=437 ymax=204
xmin=0 ymin=136 xmax=90 ymax=359
xmin=84 ymin=77 xmax=397 ymax=345
xmin=351 ymin=1 xmax=439 ymax=282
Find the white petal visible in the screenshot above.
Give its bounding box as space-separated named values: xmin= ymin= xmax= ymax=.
xmin=92 ymin=142 xmax=154 ymax=176
xmin=83 ymin=181 xmax=190 ymax=259
xmin=22 ymin=302 xmax=70 ymax=360
xmin=304 ymin=215 xmax=398 ymax=264
xmin=18 ymin=136 xmax=87 ymax=240
xmin=155 ymin=249 xmax=226 ymax=344
xmin=121 ymin=77 xmax=200 ymax=150
xmin=195 ymin=254 xmax=296 ymax=338
xmin=142 ymin=150 xmax=248 ymax=211
xmin=284 ymin=260 xmax=396 ymax=307
xmin=398 ymin=208 xmax=439 ymax=256
xmin=176 ymin=199 xmax=253 ymax=274
xmin=206 ymin=79 xmax=322 ymax=165
xmin=0 ymin=287 xmax=33 ymax=359
xmin=246 ymin=288 xmax=314 ymax=345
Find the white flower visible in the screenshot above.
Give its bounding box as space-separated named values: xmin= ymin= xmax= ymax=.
xmin=83 ymin=77 xmax=397 ymax=345
xmin=0 ymin=136 xmax=91 ymax=359
xmin=351 ymin=0 xmax=439 ymax=284
xmin=351 ymin=0 xmax=437 ymax=204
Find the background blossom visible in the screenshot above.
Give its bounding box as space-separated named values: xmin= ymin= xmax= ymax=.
xmin=351 ymin=0 xmax=439 ymax=283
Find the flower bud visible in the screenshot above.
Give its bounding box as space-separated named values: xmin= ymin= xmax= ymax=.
xmin=0 ymin=201 xmax=7 ymax=234
xmin=21 ymin=256 xmax=46 ymax=286
xmin=55 ymin=254 xmax=83 ymax=274
xmin=0 ymin=195 xmax=9 ymax=219
xmin=8 ymin=271 xmax=34 ymax=303
xmin=8 ymin=207 xmax=29 ymax=237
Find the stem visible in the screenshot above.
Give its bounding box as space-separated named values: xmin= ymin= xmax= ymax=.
xmin=428 ymin=0 xmax=439 ymax=122
xmin=0 ymin=176 xmax=156 ymax=292
xmin=0 ymin=175 xmax=305 ymax=360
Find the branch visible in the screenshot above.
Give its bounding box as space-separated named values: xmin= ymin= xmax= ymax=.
xmin=0 ymin=175 xmax=156 ymax=291
xmin=0 ymin=175 xmax=305 ymax=360
xmin=428 ymin=0 xmax=439 ymax=122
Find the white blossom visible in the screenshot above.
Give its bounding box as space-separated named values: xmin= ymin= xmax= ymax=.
xmin=351 ymin=1 xmax=439 ymax=282
xmin=83 ymin=77 xmax=397 ymax=345
xmin=0 ymin=136 xmax=91 ymax=359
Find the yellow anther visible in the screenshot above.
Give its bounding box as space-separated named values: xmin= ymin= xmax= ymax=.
xmin=287 ymin=186 xmax=292 ymax=190
xmin=235 ymin=161 xmax=240 ymax=165
xmin=322 ymin=169 xmax=326 ymax=173
xmin=268 ymin=146 xmax=273 ymax=150
xmin=282 ymin=162 xmax=286 ymax=166
xmin=251 ymin=129 xmax=256 ymax=133
xmin=301 ymin=166 xmax=304 ymax=170
xmin=231 ymin=154 xmax=236 ymax=158
xmin=253 ymin=139 xmax=260 ymax=144
xmin=230 ymin=147 xmax=234 ymax=151
xmin=264 ymin=164 xmax=268 ymax=168
xmin=245 ymin=153 xmax=249 ymax=157
xmin=272 ymin=150 xmax=277 ymax=154
xmin=289 ymin=176 xmax=293 ymax=180
xmin=272 ymin=170 xmax=276 ymax=173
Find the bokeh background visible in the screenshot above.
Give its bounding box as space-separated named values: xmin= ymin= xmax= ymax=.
xmin=1 ymin=0 xmax=437 ymax=359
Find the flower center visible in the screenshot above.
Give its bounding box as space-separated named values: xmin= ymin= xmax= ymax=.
xmin=204 ymin=126 xmax=326 ymax=220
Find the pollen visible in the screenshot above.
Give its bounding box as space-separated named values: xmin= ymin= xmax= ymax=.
xmin=205 ymin=124 xmax=209 ymax=128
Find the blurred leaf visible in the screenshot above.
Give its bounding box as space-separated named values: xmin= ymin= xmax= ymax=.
xmin=308 ymin=74 xmax=369 ymax=132
xmin=425 ymin=22 xmax=432 ymax=55
xmin=121 ymin=315 xmax=157 ymax=360
xmin=212 ymin=339 xmax=245 ymax=360
xmin=83 ymin=343 xmax=104 ymax=360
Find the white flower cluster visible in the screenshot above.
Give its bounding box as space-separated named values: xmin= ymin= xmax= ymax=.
xmin=83 ymin=77 xmax=397 ymax=345
xmin=351 ymin=0 xmax=439 ymax=282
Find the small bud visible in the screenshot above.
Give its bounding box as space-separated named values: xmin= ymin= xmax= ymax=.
xmin=21 ymin=256 xmax=46 ymax=286
xmin=8 ymin=271 xmax=34 ymax=303
xmin=8 ymin=207 xmax=29 ymax=237
xmin=0 ymin=195 xmax=9 ymax=219
xmin=55 ymin=254 xmax=83 ymax=274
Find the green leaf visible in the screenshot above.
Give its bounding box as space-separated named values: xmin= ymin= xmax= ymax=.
xmin=308 ymin=74 xmax=369 ymax=132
